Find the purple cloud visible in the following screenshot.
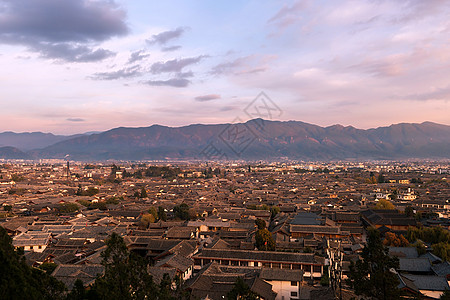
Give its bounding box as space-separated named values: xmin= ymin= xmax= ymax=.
xmin=195 ymin=94 xmax=221 ymax=102
xmin=146 ymin=27 xmax=186 ymax=45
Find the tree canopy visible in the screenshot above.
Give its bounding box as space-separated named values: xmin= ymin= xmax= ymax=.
xmin=0 ymin=226 xmax=66 ymax=300
xmin=347 ymin=228 xmax=403 ymax=300
xmin=255 ymin=228 xmax=275 ymax=251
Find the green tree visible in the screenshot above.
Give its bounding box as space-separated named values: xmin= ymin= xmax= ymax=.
xmin=405 ymin=206 xmax=414 ymax=217
xmin=414 ymin=241 xmax=427 ymax=255
xmin=11 ymin=174 xmax=24 ymax=182
xmin=0 ymin=226 xmax=67 ymax=300
xmin=255 ymin=228 xmax=275 ymax=251
xmin=432 ymin=243 xmax=450 ymax=261
xmin=38 ymin=262 xmax=58 ymax=274
xmin=347 ymin=228 xmax=402 ymax=300
xmin=90 ymin=233 xmax=157 ymax=300
xmin=255 ymin=218 xmax=266 ymax=230
xmin=270 ymin=206 xmax=280 ymax=219
xmin=158 ymin=273 xmax=176 ymax=300
xmin=173 ymin=203 xmax=190 ymax=220
xmin=66 ymin=279 xmax=85 ymax=300
xmin=57 ymin=202 xmax=79 ymax=213
xmin=139 ymin=213 xmax=155 ymax=228
xmin=158 ymin=206 xmax=167 ymax=221
xmin=140 ymin=187 xmax=148 ymax=198
xmin=375 ymin=199 xmax=395 ymax=210
xmin=227 ymin=277 xmax=259 ymax=300
xmin=84 ymin=187 xmax=99 ymax=197
xmin=148 ymin=207 xmax=158 ymax=220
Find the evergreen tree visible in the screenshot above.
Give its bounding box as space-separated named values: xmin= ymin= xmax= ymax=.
xmin=66 ymin=279 xmax=85 ymax=300
xmin=173 ymin=204 xmax=190 ymax=220
xmin=158 ymin=206 xmax=167 ymax=221
xmin=255 ymin=228 xmax=275 ymax=251
xmin=140 ymin=187 xmax=148 ymax=198
xmin=347 ymin=228 xmax=403 ymax=300
xmin=0 ymin=226 xmax=66 ymax=300
xmin=227 ymin=277 xmax=259 ymax=300
xmin=255 ymin=218 xmax=266 ymax=230
xmin=90 ymin=233 xmax=157 ymax=300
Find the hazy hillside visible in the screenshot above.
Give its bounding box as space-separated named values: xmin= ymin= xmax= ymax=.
xmin=27 ymin=119 xmax=450 ymax=160
xmin=0 ymin=146 xmax=31 ymax=159
xmin=0 ymin=132 xmax=82 ymax=151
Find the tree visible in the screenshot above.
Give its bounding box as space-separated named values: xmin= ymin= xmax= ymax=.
xmin=432 ymin=243 xmax=450 ymax=261
xmin=38 ymin=262 xmax=58 ymax=274
xmin=378 ymin=173 xmax=386 ymax=184
xmin=139 ymin=213 xmax=155 ymax=228
xmin=405 ymin=206 xmax=414 ymax=217
xmin=383 ymin=232 xmax=409 ymax=247
xmin=255 ymin=228 xmax=275 ymax=251
xmin=57 ymin=202 xmax=79 ymax=213
xmin=173 ymin=203 xmax=190 ymax=220
xmin=227 ymin=277 xmax=259 ymax=300
xmin=140 ymin=187 xmax=148 ymax=198
xmin=255 ymin=218 xmax=266 ymax=230
xmin=375 ymin=199 xmax=395 ymax=210
xmin=90 ymin=233 xmax=157 ymax=300
xmin=158 ymin=206 xmax=167 ymax=221
xmin=0 ymin=226 xmax=66 ymax=299
xmin=66 ymin=279 xmax=85 ymax=300
xmin=148 ymin=207 xmax=158 ymax=220
xmin=158 ymin=273 xmax=176 ymax=300
xmin=347 ymin=228 xmax=402 ymax=300
xmin=3 ymin=204 xmax=12 ymax=212
xmin=270 ymin=206 xmax=280 ymax=219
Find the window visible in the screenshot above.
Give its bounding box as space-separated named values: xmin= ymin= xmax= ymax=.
xmin=291 ymin=281 xmax=297 ymax=286
xmin=38 ymin=245 xmax=42 ymax=249
xmin=290 ymin=291 xmax=298 ymax=297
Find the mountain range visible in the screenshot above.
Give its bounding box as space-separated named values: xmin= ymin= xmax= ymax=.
xmin=1 ymin=119 xmax=450 ymax=161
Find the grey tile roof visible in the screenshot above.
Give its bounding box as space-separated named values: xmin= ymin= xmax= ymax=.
xmin=402 ymin=274 xmax=450 ymax=291
xmin=51 ymin=264 xmax=104 ymax=289
xmin=290 ymin=212 xmax=322 ymax=225
xmin=195 ymin=249 xmax=318 ymax=264
xmin=389 ymin=247 xmax=419 ymax=258
xmin=431 ymin=261 xmax=450 ymax=276
xmin=155 ymin=253 xmax=193 ymax=272
xmin=259 ymin=268 xmax=303 ymax=282
xmin=399 ymin=258 xmax=432 ymax=273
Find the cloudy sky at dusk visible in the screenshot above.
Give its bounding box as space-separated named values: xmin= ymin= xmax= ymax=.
xmin=0 ymin=0 xmax=449 ymax=134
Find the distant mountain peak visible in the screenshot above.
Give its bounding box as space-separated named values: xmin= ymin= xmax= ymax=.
xmin=26 ymin=119 xmax=450 ymax=161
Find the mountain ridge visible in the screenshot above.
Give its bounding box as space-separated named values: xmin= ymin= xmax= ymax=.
xmin=1 ymin=119 xmax=449 ymax=160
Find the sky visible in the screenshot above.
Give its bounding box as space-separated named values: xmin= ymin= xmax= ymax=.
xmin=0 ymin=0 xmax=449 ymax=134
